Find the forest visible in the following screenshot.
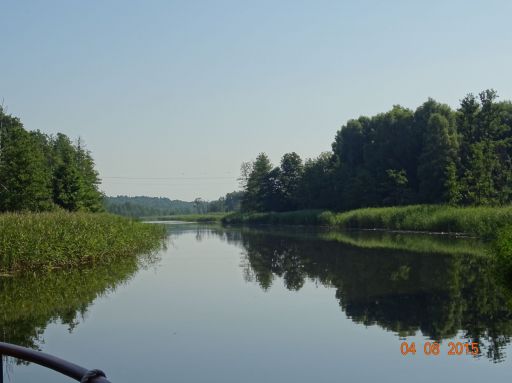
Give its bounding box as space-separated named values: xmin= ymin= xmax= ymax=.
xmin=104 ymin=196 xmax=196 ymax=217
xmin=104 ymin=191 xmax=243 ymax=218
xmin=240 ymin=90 xmax=512 ymax=212
xmin=0 ymin=106 xmax=103 ymax=213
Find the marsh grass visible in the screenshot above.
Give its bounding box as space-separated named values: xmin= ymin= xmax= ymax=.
xmin=222 ymin=210 xmax=327 ymax=226
xmin=223 ymin=205 xmax=512 ymax=239
xmin=0 ymin=211 xmax=166 ymax=273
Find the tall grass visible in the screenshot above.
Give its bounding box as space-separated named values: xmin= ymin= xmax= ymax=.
xmin=0 ymin=211 xmax=166 ymax=273
xmin=222 ymin=210 xmax=328 ymax=226
xmin=222 ymin=205 xmax=512 ymax=239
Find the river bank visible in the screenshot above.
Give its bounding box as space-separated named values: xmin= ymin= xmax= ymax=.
xmin=222 ymin=205 xmax=512 ymax=239
xmin=0 ymin=211 xmax=166 ymax=273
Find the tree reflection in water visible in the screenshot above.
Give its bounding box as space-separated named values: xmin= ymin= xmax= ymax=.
xmin=4 ymin=224 xmax=511 ymax=364
xmin=0 ymin=253 xmax=158 ymax=351
xmin=169 ymin=224 xmax=512 ymax=363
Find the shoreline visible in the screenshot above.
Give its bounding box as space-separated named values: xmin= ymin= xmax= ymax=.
xmin=221 ymin=205 xmax=512 ymax=240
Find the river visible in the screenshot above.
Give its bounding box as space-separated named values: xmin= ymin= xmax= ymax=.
xmin=2 ymin=223 xmax=512 ymax=382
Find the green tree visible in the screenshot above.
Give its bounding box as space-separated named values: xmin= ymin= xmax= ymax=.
xmin=52 ymin=134 xmax=84 ymax=211
xmin=383 ymin=169 xmax=409 ymax=205
xmin=458 ymin=90 xmax=512 ymax=204
xmin=224 ymin=191 xmax=244 ymax=211
xmin=75 ymin=138 xmax=103 ymax=212
xmin=51 ymin=134 xmax=104 ymax=212
xmin=0 ymin=107 xmax=104 ymax=213
xmin=260 ymin=167 xmax=284 ymax=211
xmin=279 ymin=152 xmax=303 ymax=210
xmin=332 ymin=118 xmax=367 ymax=210
xmin=365 ymin=106 xmax=418 ymax=206
xmin=418 ymin=113 xmax=459 ymax=203
xmin=298 ymin=152 xmax=335 ymax=209
xmin=241 ymin=153 xmax=273 ymax=211
xmin=0 ymin=108 xmax=53 ymax=211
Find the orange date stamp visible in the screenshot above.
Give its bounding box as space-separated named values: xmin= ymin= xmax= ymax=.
xmin=400 ymin=341 xmax=479 ymax=356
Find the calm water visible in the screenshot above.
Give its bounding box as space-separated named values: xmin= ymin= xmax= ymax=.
xmin=2 ymin=223 xmax=512 ymax=382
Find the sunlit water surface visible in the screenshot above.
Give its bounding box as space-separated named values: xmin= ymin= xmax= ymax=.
xmin=3 ymin=223 xmax=512 ymax=382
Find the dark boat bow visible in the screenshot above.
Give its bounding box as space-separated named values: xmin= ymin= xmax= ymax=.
xmin=0 ymin=342 xmax=111 ymax=383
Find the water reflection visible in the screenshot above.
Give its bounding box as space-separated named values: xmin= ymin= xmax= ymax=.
xmin=169 ymin=224 xmax=512 ymax=363
xmin=0 ymin=254 xmax=155 ymax=350
xmin=4 ymin=224 xmax=512 ymax=368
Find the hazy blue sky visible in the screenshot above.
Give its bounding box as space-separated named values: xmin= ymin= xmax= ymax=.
xmin=1 ymin=0 xmax=512 ymax=200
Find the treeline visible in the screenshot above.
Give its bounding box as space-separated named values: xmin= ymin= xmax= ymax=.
xmin=0 ymin=107 xmax=103 ymax=212
xmin=241 ymin=90 xmax=512 ymax=212
xmin=104 ymin=196 xmax=196 ymax=217
xmin=104 ymin=191 xmax=244 ymax=218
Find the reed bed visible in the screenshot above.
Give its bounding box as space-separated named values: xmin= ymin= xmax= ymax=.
xmin=0 ymin=211 xmax=166 ymax=273
xmin=222 ymin=205 xmax=512 ymax=239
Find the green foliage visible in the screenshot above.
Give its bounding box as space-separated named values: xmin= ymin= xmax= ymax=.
xmin=0 ymin=111 xmax=53 ymax=211
xmin=104 ymin=192 xmax=244 ymax=218
xmin=456 ymin=91 xmax=512 ymax=205
xmin=418 ymin=113 xmax=459 ymax=203
xmin=383 ymin=169 xmax=409 ymax=205
xmin=241 ymin=153 xmax=273 ymax=211
xmin=279 ymin=152 xmax=304 ymax=210
xmin=298 ymin=152 xmax=336 ymax=209
xmin=238 ymin=90 xmax=512 ymax=212
xmin=0 ymin=211 xmax=166 ymax=273
xmin=0 ymin=108 xmax=104 ymax=213
xmin=104 ymin=195 xmax=196 ymax=217
xmin=208 ymin=190 xmax=244 ymax=212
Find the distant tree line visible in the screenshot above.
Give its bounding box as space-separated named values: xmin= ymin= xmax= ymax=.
xmin=104 ymin=191 xmax=244 ymax=218
xmin=0 ymin=107 xmax=103 ymax=212
xmin=104 ymin=196 xmax=196 ymax=217
xmin=241 ymin=90 xmax=512 ymax=212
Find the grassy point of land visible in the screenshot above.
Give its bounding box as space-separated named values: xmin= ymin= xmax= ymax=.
xmin=0 ymin=211 xmax=166 ymax=273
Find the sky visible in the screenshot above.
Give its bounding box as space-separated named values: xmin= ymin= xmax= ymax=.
xmin=1 ymin=0 xmax=512 ymax=201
